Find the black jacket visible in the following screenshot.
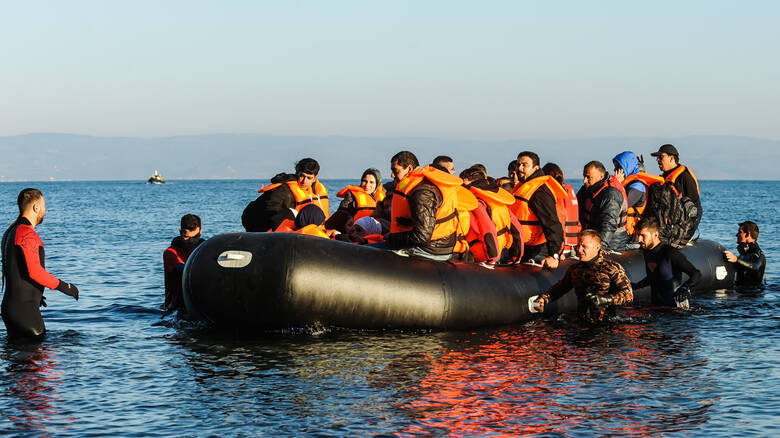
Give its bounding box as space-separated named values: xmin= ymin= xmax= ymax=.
xmin=577 ymin=175 xmax=628 ymax=251
xmin=522 ymin=169 xmax=564 ymax=259
xmin=241 ymin=174 xmax=297 ymax=232
xmin=734 ymin=242 xmax=766 ymax=287
xmin=388 ymin=179 xmax=455 ymax=255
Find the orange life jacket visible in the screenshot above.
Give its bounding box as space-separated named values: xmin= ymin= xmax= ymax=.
xmin=469 ymin=186 xmax=515 ymax=253
xmin=390 ymin=166 xmax=462 ymax=243
xmin=453 ymin=186 xmax=479 ymax=254
xmin=273 ymin=218 xmax=296 ymax=233
xmin=374 ymin=184 xmax=387 ymax=203
xmin=559 ymin=184 xmax=581 ymax=250
xmin=336 ymin=185 xmax=377 ymax=221
xmin=511 ymin=176 xmax=568 ymax=247
xmin=664 ymin=165 xmax=700 ymax=197
xmin=295 ymin=224 xmax=330 ymax=239
xmin=260 ymin=180 xmax=330 ymax=218
xmin=363 ymin=234 xmax=385 ymax=244
xmin=582 ymin=175 xmax=628 ymax=230
xmin=622 ymin=172 xmax=664 ymax=235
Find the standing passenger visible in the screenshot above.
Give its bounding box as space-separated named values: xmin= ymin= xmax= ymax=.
xmin=2 ymin=188 xmax=79 ymax=340
xmin=651 ymin=144 xmax=702 ymax=233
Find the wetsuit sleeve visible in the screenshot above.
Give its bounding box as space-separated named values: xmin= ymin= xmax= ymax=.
xmin=632 ymin=275 xmax=650 ymax=290
xmin=608 ymin=262 xmax=633 ymax=305
xmin=736 ymin=251 xmax=766 ymax=273
xmin=16 ymin=230 xmax=60 ymax=290
xmin=388 ymin=185 xmax=440 ymax=249
xmin=540 ymin=266 xmax=574 ymax=303
xmin=529 ymin=186 xmax=564 ymax=255
xmin=670 ymin=248 xmax=701 ymax=289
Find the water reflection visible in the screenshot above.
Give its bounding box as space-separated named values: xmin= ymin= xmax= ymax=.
xmin=2 ymin=341 xmax=65 ymax=435
xmin=393 ymin=319 xmax=714 ymax=436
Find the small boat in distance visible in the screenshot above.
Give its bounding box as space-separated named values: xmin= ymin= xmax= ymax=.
xmin=147 ymin=170 xmax=165 ymax=184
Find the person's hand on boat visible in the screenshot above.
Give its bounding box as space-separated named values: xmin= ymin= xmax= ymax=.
xmin=533 ymin=295 xmax=549 ymax=313
xmin=541 ymin=256 xmax=559 ymax=269
xmin=723 ymin=250 xmax=737 ymax=263
xmin=674 ymin=286 xmax=691 ymax=303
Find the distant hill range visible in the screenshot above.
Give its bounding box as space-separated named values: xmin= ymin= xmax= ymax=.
xmin=0 ymin=133 xmax=776 ymax=181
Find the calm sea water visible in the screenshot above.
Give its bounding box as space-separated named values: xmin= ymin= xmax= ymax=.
xmin=0 ymin=179 xmax=777 ymax=437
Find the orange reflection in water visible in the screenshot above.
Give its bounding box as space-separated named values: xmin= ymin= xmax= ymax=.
xmin=397 ymin=322 xmax=685 ymax=436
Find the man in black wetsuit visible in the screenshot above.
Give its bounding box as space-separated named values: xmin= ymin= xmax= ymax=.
xmin=632 ymin=216 xmax=701 ymax=309
xmin=163 ymin=214 xmax=205 ymax=313
xmin=723 ymin=221 xmax=766 ymax=288
xmin=1 ymin=188 xmax=79 ymax=340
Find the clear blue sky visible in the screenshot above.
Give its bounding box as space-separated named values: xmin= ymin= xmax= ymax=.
xmin=1 ymin=1 xmax=778 ymax=139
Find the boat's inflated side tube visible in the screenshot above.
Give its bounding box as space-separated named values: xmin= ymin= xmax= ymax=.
xmin=183 ymin=233 xmax=735 ymax=330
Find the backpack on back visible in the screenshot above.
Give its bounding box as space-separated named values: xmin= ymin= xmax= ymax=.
xmin=643 ymin=182 xmax=699 ymax=248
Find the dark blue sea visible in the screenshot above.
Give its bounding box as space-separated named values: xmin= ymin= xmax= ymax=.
xmin=0 ymin=179 xmax=777 ymax=437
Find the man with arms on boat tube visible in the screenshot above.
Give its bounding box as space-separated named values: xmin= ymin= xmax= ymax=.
xmin=164 ymin=214 xmax=205 ymax=313
xmin=385 ymin=151 xmax=463 ymax=261
xmin=723 ymin=221 xmax=766 ymax=288
xmin=533 ymin=229 xmax=633 ymax=323
xmin=242 ymin=158 xmax=329 ymax=232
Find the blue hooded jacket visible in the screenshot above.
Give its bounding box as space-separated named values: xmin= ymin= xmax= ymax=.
xmin=612 ymin=151 xmax=645 ymax=193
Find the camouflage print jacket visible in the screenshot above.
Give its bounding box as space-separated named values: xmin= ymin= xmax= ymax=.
xmin=538 ymin=250 xmax=633 ymax=323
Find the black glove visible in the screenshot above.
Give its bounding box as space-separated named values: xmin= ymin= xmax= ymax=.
xmin=585 ymin=292 xmax=613 ymax=309
xmin=40 ymin=295 xmax=47 ymax=308
xmin=674 ymin=286 xmax=691 ymax=303
xmin=630 ymin=282 xmax=640 ymax=290
xmin=56 ymin=280 xmax=79 ymax=301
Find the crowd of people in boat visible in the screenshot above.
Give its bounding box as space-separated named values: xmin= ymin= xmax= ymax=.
xmin=0 ymin=144 xmax=769 ymax=339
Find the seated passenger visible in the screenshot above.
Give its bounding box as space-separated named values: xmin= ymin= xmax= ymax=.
xmin=452 ymin=167 xmax=496 ymax=264
xmin=612 ymin=151 xmax=664 ymax=236
xmin=336 ymin=216 xmax=386 ymax=244
xmin=373 ymin=151 xmax=417 ymax=223
xmin=464 ymin=168 xmax=523 ymax=264
xmin=542 ymin=162 xmax=580 ymax=257
xmin=276 ymin=204 xmax=332 ymax=238
xmin=632 ymin=216 xmax=701 ymax=308
xmin=387 ymin=152 xmax=463 ymax=261
xmin=328 ymin=168 xmax=383 ymax=232
xmin=432 ymin=155 xmax=455 ymax=175
xmin=723 ymin=221 xmax=766 ymax=288
xmin=576 ymin=161 xmax=630 ymax=251
xmin=511 ymin=151 xmax=566 ymax=268
xmin=241 ymin=158 xmax=329 ymax=232
xmin=164 ymin=214 xmax=206 ymax=312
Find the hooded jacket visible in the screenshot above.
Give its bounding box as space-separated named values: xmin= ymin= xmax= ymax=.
xmin=612 ymin=151 xmax=646 ymax=208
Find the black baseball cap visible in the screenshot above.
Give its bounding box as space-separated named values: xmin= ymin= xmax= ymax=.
xmin=650 ymin=144 xmax=679 ymax=157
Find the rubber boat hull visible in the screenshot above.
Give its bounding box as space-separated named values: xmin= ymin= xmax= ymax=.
xmin=183 ymin=233 xmax=735 ymax=330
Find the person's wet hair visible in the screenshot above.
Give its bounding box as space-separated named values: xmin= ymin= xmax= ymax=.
xmin=391 ymin=151 xmax=419 ymax=169
xmin=636 ymin=216 xmax=659 ymax=233
xmin=739 ymin=221 xmax=759 ymax=239
xmin=181 ymin=214 xmax=201 ymax=231
xmin=295 ymin=158 xmax=320 ymax=177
